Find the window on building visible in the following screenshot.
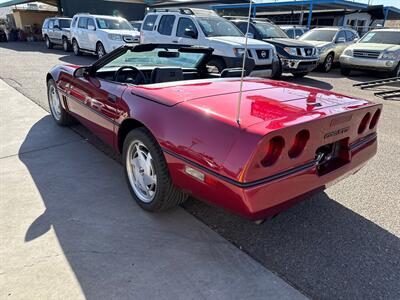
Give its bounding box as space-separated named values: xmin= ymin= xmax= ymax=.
xmin=176 ymin=18 xmax=198 ymax=38
xmin=142 ymin=15 xmax=158 ymax=31
xmin=158 ymin=15 xmax=175 ymax=36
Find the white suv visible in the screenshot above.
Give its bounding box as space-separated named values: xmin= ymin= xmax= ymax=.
xmin=70 ymin=14 xmax=140 ymax=58
xmin=141 ymin=8 xmax=278 ymax=77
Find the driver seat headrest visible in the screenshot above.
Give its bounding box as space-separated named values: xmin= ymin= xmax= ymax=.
xmin=151 ymin=67 xmax=184 ymax=84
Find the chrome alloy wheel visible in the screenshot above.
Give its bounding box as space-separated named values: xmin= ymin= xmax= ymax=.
xmin=126 ymin=140 xmax=157 ymax=203
xmin=325 ymin=55 xmax=333 ymax=71
xmin=97 ymin=43 xmax=105 ymax=58
xmin=49 ymin=84 xmax=62 ymax=121
xmin=63 ymin=39 xmax=68 ymax=51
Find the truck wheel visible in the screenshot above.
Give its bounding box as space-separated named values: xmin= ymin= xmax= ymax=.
xmin=292 ymin=72 xmax=308 ymax=78
xmin=72 ymin=39 xmax=82 ymax=56
xmin=123 ymin=128 xmax=188 ymax=212
xmin=341 ymin=67 xmax=351 ymax=76
xmin=62 ymin=37 xmax=71 ymax=52
xmin=96 ymin=42 xmax=106 ymax=59
xmin=45 ymin=36 xmax=53 ymax=49
xmin=321 ymin=53 xmax=334 ymax=72
xmin=207 ymin=58 xmax=226 ymax=74
xmin=272 ymin=59 xmax=282 ymax=79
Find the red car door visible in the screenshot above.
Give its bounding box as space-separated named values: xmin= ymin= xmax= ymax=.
xmin=66 ymin=76 xmax=126 ymax=146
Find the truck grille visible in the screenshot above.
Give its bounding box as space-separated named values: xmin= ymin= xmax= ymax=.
xmin=353 ymin=50 xmax=381 ymax=59
xmin=256 ymin=49 xmax=270 ymax=60
xmin=123 ymin=35 xmax=140 ymax=43
xmin=296 ymin=47 xmax=316 ymax=57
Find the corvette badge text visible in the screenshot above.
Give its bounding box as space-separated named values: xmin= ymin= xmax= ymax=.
xmin=324 ymin=127 xmax=350 ymax=139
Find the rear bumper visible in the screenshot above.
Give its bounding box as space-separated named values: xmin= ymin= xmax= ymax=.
xmin=165 ymin=134 xmax=377 ymax=220
xmin=340 ymin=55 xmax=399 ymax=72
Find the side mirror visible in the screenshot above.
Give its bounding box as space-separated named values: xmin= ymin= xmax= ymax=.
xmin=184 ymin=28 xmax=197 ymax=39
xmin=87 ymin=25 xmax=96 ymax=31
xmin=73 ymin=66 xmax=90 ymax=78
xmin=246 ymin=32 xmax=254 ymax=39
xmin=336 ymin=37 xmax=346 ymax=43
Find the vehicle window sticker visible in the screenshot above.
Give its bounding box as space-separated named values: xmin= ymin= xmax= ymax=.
xmin=98 ymin=19 xmax=107 ymax=29
xmin=363 ymin=33 xmax=375 ymax=42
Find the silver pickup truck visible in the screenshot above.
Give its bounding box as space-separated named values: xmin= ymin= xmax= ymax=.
xmin=42 ymin=17 xmax=72 ymax=52
xmin=340 ymin=28 xmax=400 ymax=77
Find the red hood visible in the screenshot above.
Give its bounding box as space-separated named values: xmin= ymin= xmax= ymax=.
xmin=132 ymin=79 xmax=371 ymax=129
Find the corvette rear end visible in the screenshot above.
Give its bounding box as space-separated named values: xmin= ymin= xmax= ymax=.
xmin=159 ymin=80 xmax=382 ymax=220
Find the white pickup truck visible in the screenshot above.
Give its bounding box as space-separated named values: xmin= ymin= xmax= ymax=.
xmin=140 ymin=8 xmax=279 ymax=77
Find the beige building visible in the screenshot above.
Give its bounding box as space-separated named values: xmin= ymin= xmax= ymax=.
xmin=12 ymin=8 xmax=57 ymax=29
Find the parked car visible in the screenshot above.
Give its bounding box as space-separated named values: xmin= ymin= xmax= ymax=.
xmin=299 ymin=27 xmax=359 ymax=72
xmin=141 ymin=8 xmax=278 ymax=77
xmin=340 ymin=28 xmax=400 ymax=77
xmin=229 ymin=18 xmax=318 ymax=78
xmin=46 ymin=43 xmax=382 ymax=221
xmin=279 ymin=25 xmax=308 ymax=39
xmin=0 ymin=28 xmax=7 ymax=42
xmin=42 ymin=17 xmax=72 ymax=52
xmin=130 ymin=21 xmax=142 ymax=31
xmin=70 ymin=13 xmax=140 ymax=58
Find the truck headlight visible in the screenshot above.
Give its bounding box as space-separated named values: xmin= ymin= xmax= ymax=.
xmin=344 ymin=49 xmax=353 ymax=56
xmin=284 ymin=47 xmax=297 ymax=56
xmin=233 ymin=48 xmax=246 ymax=57
xmin=108 ymin=34 xmax=122 ymax=41
xmin=380 ymin=51 xmax=400 ymax=60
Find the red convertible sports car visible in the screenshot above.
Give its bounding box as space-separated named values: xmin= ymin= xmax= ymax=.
xmin=47 ymin=44 xmax=381 ymax=221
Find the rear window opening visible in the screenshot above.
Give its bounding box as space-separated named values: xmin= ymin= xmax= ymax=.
xmin=315 ymin=138 xmax=349 ymax=176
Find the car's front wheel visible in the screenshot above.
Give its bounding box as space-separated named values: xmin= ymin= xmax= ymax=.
xmin=321 ymin=53 xmax=334 ymax=72
xmin=45 ymin=36 xmax=53 ymax=49
xmin=123 ymin=128 xmax=188 ymax=212
xmin=72 ymin=39 xmax=81 ymax=56
xmin=47 ymin=79 xmax=74 ymax=126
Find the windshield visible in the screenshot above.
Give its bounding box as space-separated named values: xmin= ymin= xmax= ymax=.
xmin=198 ymin=17 xmax=243 ymax=37
xmin=59 ymin=19 xmax=71 ymax=29
xmin=95 ymin=18 xmax=132 ymax=30
xmin=300 ymin=29 xmax=337 ymax=42
xmin=360 ymin=31 xmax=400 ymax=45
xmin=100 ymin=48 xmax=206 ymax=70
xmin=254 ymin=22 xmax=288 ymax=39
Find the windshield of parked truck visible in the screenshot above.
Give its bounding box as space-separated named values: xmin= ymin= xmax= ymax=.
xmin=198 ymin=17 xmax=243 ymax=37
xmin=300 ymin=29 xmax=337 ymax=42
xmin=59 ymin=19 xmax=71 ymax=29
xmin=95 ymin=17 xmax=132 ymax=30
xmin=360 ymin=31 xmax=400 ymax=45
xmin=254 ymin=22 xmax=288 ymax=39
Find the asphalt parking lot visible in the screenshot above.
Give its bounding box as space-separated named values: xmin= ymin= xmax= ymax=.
xmin=1 ymin=42 xmax=399 ymax=299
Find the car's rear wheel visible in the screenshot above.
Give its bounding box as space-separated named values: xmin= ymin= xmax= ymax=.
xmin=45 ymin=36 xmax=53 ymax=49
xmin=321 ymin=53 xmax=334 ymax=72
xmin=47 ymin=79 xmax=74 ymax=126
xmin=123 ymin=128 xmax=188 ymax=212
xmin=62 ymin=37 xmax=70 ymax=52
xmin=96 ymin=42 xmax=106 ymax=59
xmin=72 ymin=39 xmax=81 ymax=56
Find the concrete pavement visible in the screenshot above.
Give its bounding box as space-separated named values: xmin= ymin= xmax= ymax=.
xmin=0 ymin=79 xmax=307 ymax=299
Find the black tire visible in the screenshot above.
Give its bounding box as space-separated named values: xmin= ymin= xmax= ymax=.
xmin=96 ymin=42 xmax=106 ymax=59
xmin=47 ymin=79 xmax=74 ymax=126
xmin=292 ymin=72 xmax=308 ymax=78
xmin=320 ymin=53 xmax=334 ymax=72
xmin=389 ymin=63 xmax=400 ymax=78
xmin=207 ymin=58 xmax=226 ymax=74
xmin=272 ymin=58 xmax=282 ymax=79
xmin=72 ymin=39 xmax=81 ymax=56
xmin=62 ymin=37 xmax=71 ymax=52
xmin=123 ymin=128 xmax=188 ymax=212
xmin=341 ymin=67 xmax=351 ymax=76
xmin=45 ymin=36 xmax=53 ymax=49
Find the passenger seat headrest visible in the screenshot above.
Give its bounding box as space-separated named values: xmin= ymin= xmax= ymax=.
xmin=151 ymin=67 xmax=184 ymax=84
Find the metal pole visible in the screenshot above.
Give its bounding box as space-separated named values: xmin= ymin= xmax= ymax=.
xmin=307 ymin=0 xmax=313 ymax=29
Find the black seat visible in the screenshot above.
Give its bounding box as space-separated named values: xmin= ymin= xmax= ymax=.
xmin=151 ymin=67 xmax=184 ymax=84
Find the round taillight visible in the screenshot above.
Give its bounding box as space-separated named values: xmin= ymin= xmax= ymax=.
xmin=369 ymin=109 xmax=381 ymax=130
xmin=288 ymin=130 xmax=310 ymax=159
xmin=358 ymin=112 xmax=371 ymax=134
xmin=262 ymin=136 xmax=285 ymax=167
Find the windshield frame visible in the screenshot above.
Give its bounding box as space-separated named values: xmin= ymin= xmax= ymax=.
xmin=197 ymin=16 xmax=244 ymax=38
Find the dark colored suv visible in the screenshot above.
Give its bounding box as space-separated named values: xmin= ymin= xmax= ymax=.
xmin=230 ymin=18 xmax=318 ymax=78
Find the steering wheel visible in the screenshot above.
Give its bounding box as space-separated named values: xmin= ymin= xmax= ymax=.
xmin=114 ymin=66 xmax=146 ymax=84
